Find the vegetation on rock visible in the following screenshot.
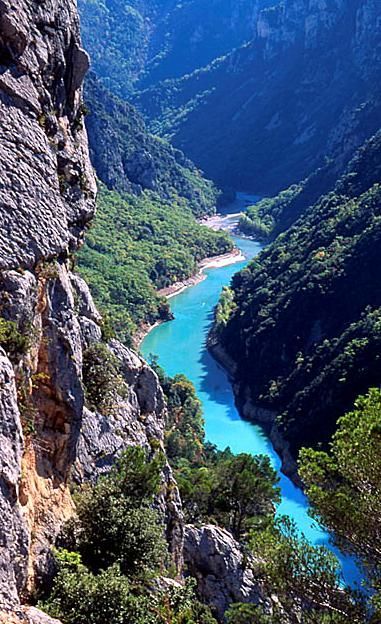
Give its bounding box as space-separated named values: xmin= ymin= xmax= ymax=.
xmin=41 ymin=447 xmax=218 ymax=623
xmin=82 ymin=342 xmax=128 ymax=414
xmin=0 ymin=317 xmax=31 ymax=362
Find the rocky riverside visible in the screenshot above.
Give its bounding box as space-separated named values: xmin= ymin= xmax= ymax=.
xmin=0 ymin=1 xmax=271 ymax=622
xmin=208 ymin=335 xmax=301 ymax=486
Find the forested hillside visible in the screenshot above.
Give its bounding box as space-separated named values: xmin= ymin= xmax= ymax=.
xmin=79 ymin=74 xmax=230 ymax=344
xmin=84 ymin=73 xmax=218 ymax=215
xmin=213 ymin=131 xmax=381 ymax=456
xmin=78 ymin=0 xmax=271 ymax=97
xmin=78 ymin=186 xmax=232 ymax=344
xmin=134 ymin=0 xmax=381 ymax=193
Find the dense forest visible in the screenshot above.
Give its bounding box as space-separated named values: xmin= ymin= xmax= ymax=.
xmin=77 ymin=186 xmax=231 ymax=344
xmin=214 ymin=131 xmax=381 ymax=456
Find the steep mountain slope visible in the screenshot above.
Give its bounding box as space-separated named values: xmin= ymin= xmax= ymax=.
xmin=212 ymin=131 xmax=381 ymax=464
xmin=135 ymin=0 xmax=381 ymax=193
xmin=0 ymin=2 xmax=183 ymax=620
xmin=78 ymin=0 xmax=272 ymax=97
xmin=84 ymin=73 xmax=218 ymax=215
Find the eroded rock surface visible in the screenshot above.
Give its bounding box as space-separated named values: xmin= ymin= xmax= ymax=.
xmin=0 ymin=0 xmax=96 ymax=271
xmin=184 ymin=524 xmax=268 ymax=620
xmin=0 ymin=0 xmax=183 ymax=617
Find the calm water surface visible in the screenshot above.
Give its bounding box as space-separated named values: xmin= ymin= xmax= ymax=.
xmin=141 ymin=194 xmax=358 ymax=585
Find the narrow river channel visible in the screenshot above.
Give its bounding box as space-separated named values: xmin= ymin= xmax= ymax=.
xmin=141 ymin=193 xmax=358 ymax=586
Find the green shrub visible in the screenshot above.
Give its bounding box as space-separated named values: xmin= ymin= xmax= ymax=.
xmin=74 ymin=447 xmax=167 ymax=576
xmin=41 ymin=560 xmax=151 ymax=624
xmin=0 ymin=317 xmax=30 ymax=360
xmin=82 ymin=342 xmax=128 ymax=414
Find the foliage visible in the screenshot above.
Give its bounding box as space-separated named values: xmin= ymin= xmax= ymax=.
xmin=42 ymin=447 xmax=218 ymax=623
xmin=239 ymin=208 xmax=275 ymax=241
xmin=41 ymin=561 xmax=151 ymax=624
xmin=238 ymin=162 xmax=338 ymax=241
xmin=0 ymin=316 xmax=30 ymax=361
xmin=74 ymin=447 xmax=166 ymax=576
xmin=148 ymin=578 xmax=218 ymax=624
xmin=217 ymin=131 xmax=381 ymax=455
xmin=43 ymin=556 xmax=217 ymax=624
xmin=149 ymin=358 xmax=205 ymax=466
xmin=249 ymin=517 xmax=366 ymax=624
xmin=176 ymin=450 xmax=280 ymax=540
xmin=214 ymin=287 xmax=237 ymax=332
xmin=226 ymin=603 xmax=272 ymax=624
xmin=299 ymin=389 xmax=381 ymax=617
xmin=78 ymin=184 xmax=232 ymax=344
xmin=163 ymin=373 xmax=204 ymax=465
xmin=151 ymin=359 xmax=280 ymax=538
xmin=82 ymin=342 xmax=128 ymax=414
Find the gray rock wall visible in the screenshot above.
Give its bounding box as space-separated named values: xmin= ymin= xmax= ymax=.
xmin=0 ymin=0 xmax=183 ymax=618
xmin=184 ymin=524 xmax=270 ymax=621
xmin=0 ymin=0 xmax=97 ymax=271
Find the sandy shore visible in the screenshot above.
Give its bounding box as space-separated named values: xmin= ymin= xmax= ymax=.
xmin=201 ymin=212 xmax=243 ymax=232
xmin=158 ymin=248 xmax=245 ymax=300
xmin=134 ymin=247 xmax=245 ymax=348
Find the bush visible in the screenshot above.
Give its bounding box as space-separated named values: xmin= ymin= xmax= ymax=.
xmin=0 ymin=317 xmax=30 ymax=360
xmin=74 ymin=447 xmax=167 ymax=576
xmin=82 ymin=342 xmax=128 ymax=414
xmin=42 ymin=556 xmax=217 ymax=624
xmin=41 ymin=559 xmax=151 ymax=624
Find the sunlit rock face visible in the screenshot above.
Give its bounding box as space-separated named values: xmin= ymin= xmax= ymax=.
xmin=0 ymin=2 xmax=183 ymax=620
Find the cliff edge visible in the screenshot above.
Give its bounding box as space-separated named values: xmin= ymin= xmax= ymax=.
xmin=0 ymin=2 xmax=182 ymax=621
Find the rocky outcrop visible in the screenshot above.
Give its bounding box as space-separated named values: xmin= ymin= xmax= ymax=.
xmin=0 ymin=0 xmax=183 ymax=618
xmin=184 ymin=524 xmax=269 ymax=620
xmin=0 ymin=0 xmax=97 ymax=271
xmin=0 ymin=260 xmax=184 ymax=609
xmin=0 ymin=349 xmax=28 ymax=608
xmin=0 ymin=0 xmax=96 ymax=609
xmin=0 ymin=605 xmax=62 ymax=623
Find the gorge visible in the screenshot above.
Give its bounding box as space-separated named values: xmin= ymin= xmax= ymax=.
xmin=141 ymin=197 xmax=358 ymax=586
xmin=0 ymin=0 xmax=380 ymax=622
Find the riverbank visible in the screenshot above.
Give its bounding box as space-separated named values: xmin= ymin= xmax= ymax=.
xmin=134 ymin=247 xmax=244 ymax=348
xmin=201 ymin=212 xmax=242 ymax=232
xmin=207 ymin=334 xmax=301 ymax=487
xmin=161 ymin=247 xmax=244 ymax=300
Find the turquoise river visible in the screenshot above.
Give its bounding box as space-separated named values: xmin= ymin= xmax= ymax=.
xmin=141 ymin=194 xmax=358 ymax=586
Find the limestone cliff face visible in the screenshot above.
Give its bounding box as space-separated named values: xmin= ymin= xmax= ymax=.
xmin=184 ymin=524 xmax=271 ymax=620
xmin=0 ymin=1 xmax=183 ymax=621
xmin=0 ymin=0 xmax=97 ymax=270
